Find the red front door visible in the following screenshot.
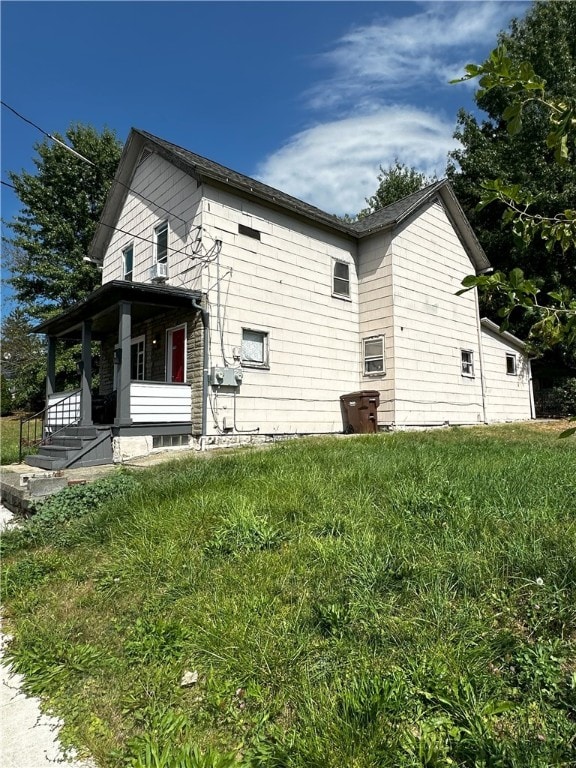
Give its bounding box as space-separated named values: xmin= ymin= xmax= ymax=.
xmin=170 ymin=327 xmax=185 ymax=383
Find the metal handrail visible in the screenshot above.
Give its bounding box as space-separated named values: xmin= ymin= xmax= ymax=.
xmin=19 ymin=389 xmax=81 ymax=463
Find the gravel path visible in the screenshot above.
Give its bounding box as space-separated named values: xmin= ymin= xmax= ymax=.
xmin=1 ymin=504 xmax=96 ymax=768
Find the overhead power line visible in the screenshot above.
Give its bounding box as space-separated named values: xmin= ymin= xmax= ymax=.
xmin=1 ymin=100 xmax=212 ymax=263
xmin=1 ymin=100 xmax=190 ymax=225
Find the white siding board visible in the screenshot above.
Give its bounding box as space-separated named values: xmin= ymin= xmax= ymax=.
xmin=202 ymin=184 xmax=360 ymax=434
xmin=481 ymin=328 xmax=532 ymax=422
xmin=391 ymin=201 xmax=484 ymax=426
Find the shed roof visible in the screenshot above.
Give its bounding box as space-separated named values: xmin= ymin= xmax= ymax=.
xmin=33 ymin=281 xmax=202 ymax=340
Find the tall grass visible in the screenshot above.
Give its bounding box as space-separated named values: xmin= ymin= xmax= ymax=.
xmin=2 ymin=423 xmax=575 ymax=767
xmin=1 ymin=416 xmax=22 ymax=464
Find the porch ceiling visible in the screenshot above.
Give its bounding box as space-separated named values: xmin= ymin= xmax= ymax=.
xmin=33 ymin=280 xmax=202 ymax=340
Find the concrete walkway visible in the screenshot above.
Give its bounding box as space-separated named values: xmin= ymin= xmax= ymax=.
xmin=1 ymin=505 xmax=96 ymax=768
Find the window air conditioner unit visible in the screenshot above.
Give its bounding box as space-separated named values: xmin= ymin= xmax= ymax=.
xmin=150 ymin=262 xmax=168 ymax=283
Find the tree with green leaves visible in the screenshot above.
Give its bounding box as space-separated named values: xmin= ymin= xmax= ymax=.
xmin=0 ymin=308 xmax=46 ymax=411
xmin=448 ymin=2 xmax=576 ymax=332
xmin=357 ymin=160 xmax=435 ymax=219
xmin=4 ymin=123 xmax=122 ymax=321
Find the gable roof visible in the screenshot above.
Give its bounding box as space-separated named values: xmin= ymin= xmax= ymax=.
xmin=90 ymin=128 xmax=490 ymax=273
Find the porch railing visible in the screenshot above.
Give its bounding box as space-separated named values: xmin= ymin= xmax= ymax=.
xmin=130 ymin=381 xmax=191 ymax=423
xmin=19 ymin=389 xmax=81 ymax=463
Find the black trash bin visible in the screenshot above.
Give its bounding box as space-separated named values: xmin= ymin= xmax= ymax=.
xmin=340 ymin=391 xmax=380 ymax=434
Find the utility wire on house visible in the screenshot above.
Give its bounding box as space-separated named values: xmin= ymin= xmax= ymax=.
xmin=1 ymin=101 xmax=221 ymax=267
xmin=1 ymin=100 xmax=194 ymax=227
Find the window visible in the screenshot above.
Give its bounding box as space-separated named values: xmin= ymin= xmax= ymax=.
xmin=238 ymin=223 xmax=261 ymax=240
xmin=123 ymin=245 xmax=134 ymax=281
xmin=241 ymin=329 xmax=268 ymax=368
xmin=364 ymin=336 xmax=385 ymax=375
xmin=130 ymin=336 xmax=145 ymax=380
xmin=506 ymin=353 xmax=517 ymax=375
xmin=155 ymin=222 xmax=168 ymax=264
xmin=461 ymin=349 xmax=474 ymax=377
xmin=333 ymin=261 xmax=350 ymax=297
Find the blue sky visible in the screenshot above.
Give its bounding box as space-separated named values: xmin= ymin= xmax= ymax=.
xmin=2 ymin=0 xmax=528 ymax=297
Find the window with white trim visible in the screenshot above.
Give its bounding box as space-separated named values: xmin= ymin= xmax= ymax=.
xmin=130 ymin=336 xmax=145 ymax=380
xmin=241 ymin=329 xmax=269 ymax=368
xmin=155 ymin=222 xmax=168 ymax=264
xmin=123 ymin=245 xmax=134 ymax=281
xmin=506 ymin=353 xmax=517 ymax=375
xmin=364 ymin=336 xmax=385 ymax=375
xmin=461 ymin=349 xmax=474 ymax=377
xmin=333 ymin=261 xmax=350 ymax=297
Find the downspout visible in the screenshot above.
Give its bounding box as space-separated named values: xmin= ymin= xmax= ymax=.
xmin=527 ymin=358 xmax=536 ymax=419
xmin=473 ymin=289 xmax=488 ymax=424
xmin=191 ymin=297 xmax=209 ymax=440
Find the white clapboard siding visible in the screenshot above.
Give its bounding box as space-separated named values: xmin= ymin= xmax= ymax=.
xmin=481 ymin=327 xmax=532 ymax=422
xmin=46 ymin=390 xmax=80 ymax=427
xmin=130 ymin=382 xmax=192 ymax=423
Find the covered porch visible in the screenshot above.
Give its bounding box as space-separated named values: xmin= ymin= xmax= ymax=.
xmin=26 ymin=281 xmax=207 ymax=468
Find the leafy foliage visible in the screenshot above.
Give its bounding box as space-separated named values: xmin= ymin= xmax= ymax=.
xmin=4 ymin=124 xmax=122 ymax=321
xmin=356 ymin=160 xmax=435 ymax=219
xmin=1 ymin=471 xmax=140 ymax=553
xmin=450 ymin=2 xmax=576 ymax=356
xmin=0 ymin=308 xmax=46 ymax=411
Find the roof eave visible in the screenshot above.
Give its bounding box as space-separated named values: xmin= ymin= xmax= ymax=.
xmin=481 ymin=318 xmax=528 ymax=350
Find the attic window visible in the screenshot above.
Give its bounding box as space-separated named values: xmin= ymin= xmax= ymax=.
xmin=238 ymin=224 xmax=261 ymax=241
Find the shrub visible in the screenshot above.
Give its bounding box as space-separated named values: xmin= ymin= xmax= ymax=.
xmin=1 ymin=472 xmax=140 ymax=553
xmin=536 ymin=377 xmax=576 ymax=417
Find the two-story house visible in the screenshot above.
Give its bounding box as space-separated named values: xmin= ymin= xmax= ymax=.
xmin=26 ymin=128 xmax=534 ymax=469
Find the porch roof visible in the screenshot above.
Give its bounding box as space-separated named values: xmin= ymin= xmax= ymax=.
xmin=33 ymin=280 xmax=202 ymax=340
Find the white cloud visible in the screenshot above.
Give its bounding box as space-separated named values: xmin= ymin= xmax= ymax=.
xmin=307 ymin=1 xmax=522 ymax=109
xmin=256 ymin=107 xmax=457 ymax=216
xmin=256 ymin=1 xmax=526 ymax=215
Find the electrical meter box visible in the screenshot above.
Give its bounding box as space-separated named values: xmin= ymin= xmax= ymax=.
xmin=210 ymin=366 xmax=243 ymax=387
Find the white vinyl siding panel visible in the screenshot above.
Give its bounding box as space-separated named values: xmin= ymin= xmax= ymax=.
xmin=202 ymin=185 xmax=360 ymax=434
xmin=357 ymin=230 xmax=395 ymax=424
xmin=102 ymin=153 xmax=203 ymax=289
xmin=129 ymin=382 xmax=192 ymax=423
xmin=391 ymin=201 xmax=484 ymax=426
xmin=481 ymin=327 xmax=532 ymax=422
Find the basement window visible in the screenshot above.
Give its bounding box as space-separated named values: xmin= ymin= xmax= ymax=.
xmin=461 ymin=349 xmax=475 ymax=378
xmin=506 ymin=353 xmax=517 ymax=375
xmin=238 ymin=223 xmax=261 ymax=240
xmin=152 ymin=434 xmax=189 ymax=449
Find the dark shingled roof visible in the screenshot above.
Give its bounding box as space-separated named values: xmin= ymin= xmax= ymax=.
xmin=136 ymin=130 xmax=359 ymax=238
xmin=350 ymin=181 xmax=447 ymax=235
xmin=91 ymin=128 xmax=490 ymax=273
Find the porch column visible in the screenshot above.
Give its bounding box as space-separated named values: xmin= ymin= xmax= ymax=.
xmin=115 ymin=301 xmax=133 ymax=426
xmin=46 ymin=336 xmax=57 ymax=398
xmin=80 ymin=319 xmax=93 ymax=426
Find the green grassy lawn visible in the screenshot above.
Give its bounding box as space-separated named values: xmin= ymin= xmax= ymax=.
xmin=1 ymin=416 xmax=23 ymax=464
xmin=2 ymin=423 xmax=575 ymax=767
